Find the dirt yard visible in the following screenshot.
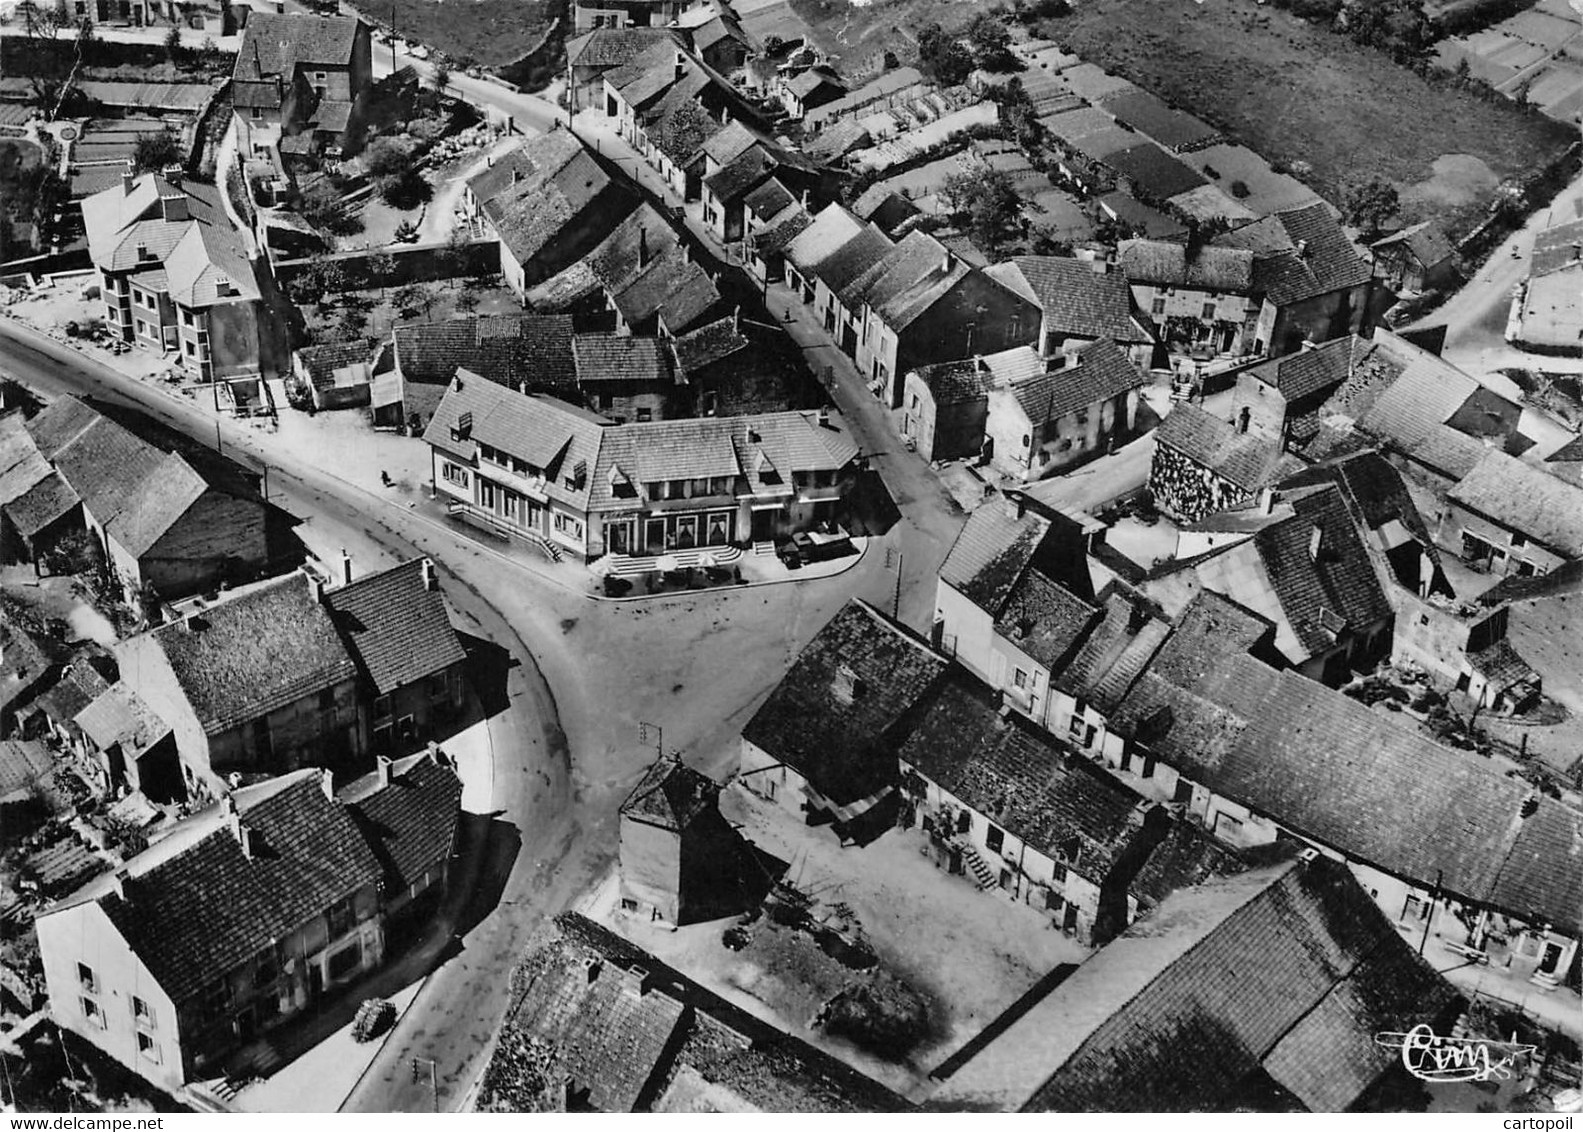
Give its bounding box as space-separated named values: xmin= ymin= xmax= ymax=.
xmin=590 ymin=784 xmax=1090 ymax=1098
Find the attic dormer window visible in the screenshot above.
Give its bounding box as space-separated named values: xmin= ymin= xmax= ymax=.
xmin=451 ymin=410 xmax=473 ymax=443
xmin=831 ymin=663 xmax=864 ymax=705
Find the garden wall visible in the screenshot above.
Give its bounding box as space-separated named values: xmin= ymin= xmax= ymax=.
xmin=273 ymin=235 xmax=500 ymax=289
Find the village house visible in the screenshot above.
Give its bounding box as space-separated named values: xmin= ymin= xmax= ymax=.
xmin=1100 ymin=607 xmax=1582 ymax=995
xmin=1144 ymin=483 xmax=1395 ymax=684
xmin=932 ymin=494 xmax=1097 ymax=690
xmin=681 ymin=9 xmax=752 ymax=74
xmin=1226 ymin=336 xmax=1369 ymax=450
xmin=74 ymin=681 xmax=179 ymax=802
xmin=779 ymin=67 xmax=847 ymax=120
xmin=0 ymin=412 xmax=84 ymax=572
xmin=83 ymin=170 xmax=286 ymax=385
xmin=290 ymin=340 xmax=379 ymax=412
xmin=424 ymin=376 xmax=860 ymax=560
xmin=1213 ymin=204 xmax=1378 ymax=358
xmin=738 ymin=599 xmax=950 ymax=843
xmin=803 ymin=66 xmax=929 ymax=134
xmin=565 ymin=27 xmax=679 ymax=113
xmin=322 ymin=558 xmax=470 ymax=755
xmin=1513 ymin=213 xmax=1583 ymax=354
xmin=479 ymin=913 xmax=911 ymax=1112
xmin=1147 ymin=401 xmax=1283 ymax=524
xmin=231 ymin=13 xmax=373 ymax=159
xmin=897 ymin=672 xmax=1169 ymax=945
xmin=617 ymin=753 xmax=769 ymax=927
xmin=572 ymin=333 xmax=682 ymax=423
xmin=987 ymin=255 xmax=1155 ymax=368
xmin=900 ymin=347 xmax=1027 ymax=465
xmin=464 ymin=132 xmax=636 ymax=301
xmin=1371 ymin=221 xmax=1458 ymax=296
xmin=784 ymin=204 xmax=894 ymax=347
xmin=983 ymin=339 xmax=1148 ymax=481
xmin=389 ymin=314 xmax=579 ymax=406
xmin=841 ymin=235 xmax=1041 ymax=410
xmin=850 ymin=184 xmax=920 ymax=238
xmin=113 ymin=571 xmax=365 ymax=799
xmin=930 ymin=854 xmax=1462 ymax=1112
xmin=0 ymin=398 xmax=272 ymax=607
xmin=36 ymin=752 xmax=461 ymax=1096
xmin=741 ymin=179 xmax=811 ymax=284
xmin=0 ymin=614 xmax=56 ymax=739
xmin=1115 ymin=239 xmax=1257 ymax=359
xmin=701 ymin=137 xmax=820 ymax=245
xmin=1439 ymin=449 xmax=1583 ymax=577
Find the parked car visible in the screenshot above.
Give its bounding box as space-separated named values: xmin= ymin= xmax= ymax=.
xmin=778 ymin=531 xmax=854 ymax=568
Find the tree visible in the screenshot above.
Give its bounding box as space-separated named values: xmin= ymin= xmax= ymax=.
xmin=431 ymin=63 xmax=451 ymax=95
xmin=967 ymin=12 xmax=1018 ymax=72
xmin=377 ymin=168 xmax=432 ymax=210
xmin=454 ymin=289 xmax=479 ymax=314
xmin=163 ymin=24 xmax=183 ymax=63
xmin=942 ymin=167 xmax=1025 ymax=258
xmin=1341 ymin=176 xmax=1399 ymax=236
xmin=334 ymin=305 xmax=369 ymax=341
xmin=392 ymin=282 xmax=431 ymax=319
xmin=132 ymin=130 xmax=183 ymax=174
xmin=439 ymin=226 xmax=470 ymax=287
xmin=916 ymin=23 xmax=974 ymax=87
xmin=198 ymin=35 xmax=221 ymax=67
xmin=366 ymin=249 xmax=398 ymax=294
xmin=364 ymin=135 xmax=414 ymax=178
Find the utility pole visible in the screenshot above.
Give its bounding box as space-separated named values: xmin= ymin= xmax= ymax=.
xmin=1418 ymin=869 xmax=1442 ymax=956
xmin=390 ymin=1 xmax=396 ymax=74
xmin=885 ymin=547 xmax=903 ymax=620
xmin=411 ymin=1056 xmax=438 ymax=1112
xmin=638 ymin=721 xmax=662 ymax=758
xmin=215 ymin=417 xmax=222 ymax=456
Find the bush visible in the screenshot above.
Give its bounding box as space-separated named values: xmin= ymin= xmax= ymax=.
xmin=364 ymin=135 xmax=416 ymax=178
xmin=377 ymin=169 xmax=431 ymax=209
xmin=1229 ymin=179 xmax=1251 ymax=199
xmin=818 ymin=974 xmax=930 ymax=1059
xmin=131 ymin=130 xmax=182 ymax=174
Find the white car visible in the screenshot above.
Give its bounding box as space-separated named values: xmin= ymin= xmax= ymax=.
xmin=409 ymin=44 xmax=430 ymax=60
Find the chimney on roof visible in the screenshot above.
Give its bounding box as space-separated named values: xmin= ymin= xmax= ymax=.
xmin=1308 ymin=525 xmax=1323 ymax=561
xmin=136 ymin=242 xmax=152 ymax=262
xmin=1257 ymin=486 xmax=1276 ymax=516
xmin=122 ymin=163 xmax=135 ymax=196
xmin=675 ymin=51 xmax=686 ymax=80
xmin=1002 ymin=491 xmax=1025 ymax=520
xmin=624 ymin=965 xmax=651 ymax=998
xmin=817 ymin=405 xmax=830 ymax=428
xmin=1300 ymin=338 xmax=1317 ymax=352
xmin=376 ymin=755 xmax=392 ymax=787
xmin=161 ymin=193 xmax=190 ymax=224
xmin=585 ymin=957 xmax=602 ymax=984
xmin=421 ymin=557 xmax=437 ymax=591
xmin=319 ymin=768 xmax=334 ymax=802
xmin=341 ymin=548 xmax=352 ymax=585
xmin=831 ymin=663 xmax=864 ymax=704
xmin=162 ymin=165 xmax=183 ymax=190
xmin=681 ymin=243 xmax=691 ymax=265
xmin=275 ymin=0 xmax=283 ymax=11
xmin=800 ymin=187 xmax=809 ymax=209
xmin=638 ymin=224 xmax=648 ymax=269
xmin=941 ymin=248 xmax=955 ymax=276
xmin=732 ymin=304 xmax=740 ymax=333
xmin=511 ymin=167 xmax=520 ymax=186
xmin=1295 ymin=238 xmax=1309 ymax=258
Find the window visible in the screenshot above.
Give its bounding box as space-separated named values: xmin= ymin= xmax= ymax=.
xmin=327 ymin=895 xmax=356 ymax=938
xmin=250 ymin=106 xmax=263 ymax=119
xmin=327 ymin=940 xmax=361 ymax=981
xmin=319 ymin=688 xmax=335 ymax=711
xmin=441 ymin=462 xmax=468 ymax=487
xmin=1013 ymin=668 xmax=1029 ymax=690
xmin=137 ymin=1031 xmax=160 ymax=1063
xmin=1201 ymin=302 xmax=1216 ymax=319
xmin=1022 ymin=433 xmax=1031 ymax=449
xmin=1511 ymin=532 xmax=1527 ymax=548
xmin=314 ymin=71 xmax=327 ymax=81
xmin=132 ymin=995 xmax=153 ymax=1027
xmin=986 ymin=824 xmax=1004 ymax=854
xmin=82 ymin=997 xmax=106 ymax=1029
xmin=1067 ymin=713 xmax=1086 ymax=737
xmin=553 ymin=512 xmax=584 ymax=540
xmin=480 ymin=480 xmax=497 ymax=509
xmin=1151 ymin=297 xmax=1166 ymax=315
xmin=374 ymin=694 xmax=392 ymax=720
xmin=78 ymin=963 xmax=97 ymax=992
xmin=184 ymin=341 xmax=196 ymax=357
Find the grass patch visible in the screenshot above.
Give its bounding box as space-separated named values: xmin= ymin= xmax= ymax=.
xmin=1039 ymin=0 xmax=1574 ymax=234
xmin=354 ymin=0 xmax=565 ymax=70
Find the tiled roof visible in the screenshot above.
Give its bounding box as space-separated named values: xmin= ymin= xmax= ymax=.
xmin=670 ymin=317 xmax=748 ymax=374
xmin=785 ymin=203 xmax=867 ymax=274
xmin=566 ymin=26 xmax=676 ymax=69
xmin=1126 ymin=819 xmax=1247 ymax=910
xmin=740 ymin=600 xmax=949 ymax=808
xmin=610 ymin=246 xmax=723 ymax=335
xmin=619 ymin=754 xmax=719 ymax=830
xmin=468 ymin=134 xmax=624 ymax=270
xmin=586 ymin=203 xmax=684 ymax=293
xmin=1530 ymin=214 xmax=1583 ymax=278
xmin=743 ymin=176 xmax=794 ymax=222
xmin=803 ymin=118 xmax=871 ymax=161
xmin=1153 ymin=403 xmax=1281 ymax=492
xmin=234 ymin=12 xmax=360 ymax=79
xmin=939 ymin=501 xmax=1052 ymax=616
xmin=649 ymin=92 xmax=724 ymax=165
xmin=1215 ymin=204 xmax=1373 ymax=306
xmin=900 ymin=674 xmax=1148 ymax=878
xmin=295 ymin=340 xmax=377 ymax=390
xmin=1101 ymin=142 xmax=1207 ymax=201
xmin=0 ymin=739 xmax=53 ymax=800
xmin=932 ymin=855 xmax=1460 ymax=1112
xmin=913 ymin=357 xmax=994 ymax=406
xmin=1448 ymin=449 xmax=1583 ymax=556
xmin=126 ymin=573 xmax=356 ymax=736
xmin=75 ymin=682 xmax=166 ymax=754
xmin=573 ymin=334 xmax=676 ymax=386
xmin=1007 ymin=338 xmax=1145 ymax=426
xmin=1279 ymin=449 xmax=1444 ymax=575
xmin=748 ymin=207 xmax=812 ymax=255
xmin=702 ymin=143 xmax=778 ymax=204
xmin=323 ymin=559 xmax=467 ymax=697
xmin=1001 ymin=255 xmax=1150 ymax=342
xmin=83 ymin=771 xmax=383 ymax=1003
xmin=1055 ymin=585 xmax=1171 ymax=710
xmin=1117 ymin=239 xmax=1254 ymax=293
xmin=423 ymin=380 xmax=857 ymax=514
xmin=1371 ymin=220 xmax=1455 ymax=269
xmin=850 ymin=184 xmax=919 ymax=233
xmin=33 ymin=661 xmax=110 ymax=730
xmin=485 ymin=914 xmax=910 ymax=1112
xmin=393 ymin=315 xmax=578 ymax=393
xmin=3 ymin=470 xmax=80 ymax=540
xmin=341 ymin=751 xmax=463 ymax=895
xmin=995 ymin=568 xmax=1099 ymax=669
xmin=1244 ymin=338 xmax=1355 ymax=404
xmin=24 ymin=397 xmax=219 ymax=558
xmin=838 ymin=229 xmax=946 ymax=313
xmin=800 ymin=222 xmax=894 ymax=296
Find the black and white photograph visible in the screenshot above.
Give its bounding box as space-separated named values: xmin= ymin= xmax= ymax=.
xmin=0 ymin=0 xmax=1579 ymax=1116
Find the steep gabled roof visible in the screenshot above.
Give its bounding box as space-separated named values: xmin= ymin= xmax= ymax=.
xmin=740 ymin=600 xmax=948 ymax=808
xmin=1001 ymin=255 xmax=1153 ymax=342
xmin=340 ymin=751 xmax=464 ymax=896
xmin=234 ymin=12 xmax=360 ymax=80
xmin=322 ymin=559 xmax=467 ymax=696
xmin=1154 ymin=403 xmax=1281 ymax=492
xmin=931 ymin=855 xmax=1460 ymax=1112
xmin=1448 ymin=449 xmax=1583 ymax=556
xmin=1005 ymin=339 xmax=1146 ymax=427
xmin=939 ymin=501 xmax=1052 ymax=617
xmin=393 ymin=315 xmax=578 ymax=393
xmin=1215 ymin=204 xmax=1373 ymax=306
xmin=1117 ymin=239 xmax=1254 ymax=293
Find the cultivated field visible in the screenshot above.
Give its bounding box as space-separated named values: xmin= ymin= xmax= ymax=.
xmin=1039 ymin=0 xmax=1575 ymax=234
xmin=353 ymin=0 xmax=562 ymax=70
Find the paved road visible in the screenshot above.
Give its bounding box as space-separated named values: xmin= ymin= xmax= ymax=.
xmin=371 ymin=36 xmax=564 ymax=136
